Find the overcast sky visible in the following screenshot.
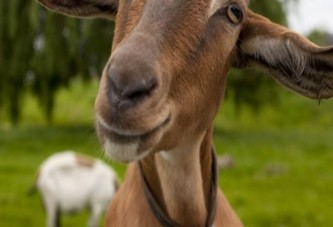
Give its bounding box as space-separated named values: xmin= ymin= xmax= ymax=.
xmin=287 ymin=0 xmax=333 ymax=35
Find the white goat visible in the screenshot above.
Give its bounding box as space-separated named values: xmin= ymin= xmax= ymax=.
xmin=32 ymin=151 xmax=119 ymax=227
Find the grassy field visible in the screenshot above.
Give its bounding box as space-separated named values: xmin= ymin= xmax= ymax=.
xmin=0 ymin=80 xmax=332 ymax=226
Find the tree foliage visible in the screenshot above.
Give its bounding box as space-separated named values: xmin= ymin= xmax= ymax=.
xmin=0 ymin=1 xmax=114 ymax=124
xmin=307 ymin=29 xmax=332 ymax=46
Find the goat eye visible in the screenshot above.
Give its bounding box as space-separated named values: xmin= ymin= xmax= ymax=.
xmin=227 ymin=4 xmax=243 ymax=24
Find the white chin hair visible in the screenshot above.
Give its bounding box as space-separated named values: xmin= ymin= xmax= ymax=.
xmin=104 ymin=139 xmax=151 ymax=162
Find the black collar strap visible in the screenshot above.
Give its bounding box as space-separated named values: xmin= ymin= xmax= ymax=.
xmin=139 ymin=150 xmax=218 ymax=227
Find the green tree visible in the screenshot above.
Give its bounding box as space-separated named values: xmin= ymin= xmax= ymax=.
xmin=307 ymin=29 xmax=331 ymax=46
xmin=0 ymin=1 xmax=35 ymax=124
xmin=0 ymin=1 xmax=114 ymax=124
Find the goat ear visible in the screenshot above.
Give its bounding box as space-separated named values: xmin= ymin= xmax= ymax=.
xmin=235 ymin=10 xmax=333 ymax=100
xmin=37 ymin=0 xmax=118 ymax=20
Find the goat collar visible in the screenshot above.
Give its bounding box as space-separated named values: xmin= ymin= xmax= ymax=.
xmin=138 ymin=149 xmax=218 ymax=227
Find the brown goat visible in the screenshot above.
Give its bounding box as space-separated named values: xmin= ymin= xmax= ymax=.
xmin=37 ymin=0 xmax=333 ymax=226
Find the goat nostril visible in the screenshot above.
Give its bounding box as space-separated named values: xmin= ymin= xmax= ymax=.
xmin=107 ymin=65 xmax=158 ymax=108
xmin=121 ymin=78 xmax=157 ymax=101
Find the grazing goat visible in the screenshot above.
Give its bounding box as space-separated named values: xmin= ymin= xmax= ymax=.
xmin=32 ymin=151 xmax=119 ymax=227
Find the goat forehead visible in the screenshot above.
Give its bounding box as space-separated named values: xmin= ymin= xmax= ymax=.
xmin=115 ymin=0 xmax=211 ymax=49
xmin=121 ymin=0 xmax=247 ymax=24
xmin=119 ymin=0 xmax=243 ymax=36
xmin=123 ymin=0 xmax=211 ymax=16
xmin=113 ymin=0 xmax=247 ymax=61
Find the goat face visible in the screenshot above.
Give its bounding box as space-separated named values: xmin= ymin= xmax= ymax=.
xmin=37 ymin=0 xmax=333 ymax=162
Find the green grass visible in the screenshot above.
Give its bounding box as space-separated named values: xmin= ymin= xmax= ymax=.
xmin=0 ymin=79 xmax=333 ymax=226
xmin=214 ymin=128 xmax=333 ymax=227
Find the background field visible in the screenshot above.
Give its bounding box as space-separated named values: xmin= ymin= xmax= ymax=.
xmin=0 ymin=79 xmax=332 ymax=227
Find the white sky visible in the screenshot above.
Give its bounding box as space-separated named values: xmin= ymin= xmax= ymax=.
xmin=287 ymin=0 xmax=333 ymax=35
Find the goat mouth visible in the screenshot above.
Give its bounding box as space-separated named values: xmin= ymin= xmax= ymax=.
xmin=96 ymin=113 xmax=171 ymax=143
